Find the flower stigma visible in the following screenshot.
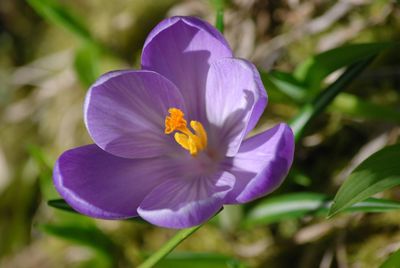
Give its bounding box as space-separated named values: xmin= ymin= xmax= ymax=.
xmin=165 ymin=108 xmax=208 ymax=156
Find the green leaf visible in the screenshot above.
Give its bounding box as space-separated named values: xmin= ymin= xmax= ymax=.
xmin=48 ymin=199 xmax=79 ymax=214
xmin=258 ymin=70 xmax=293 ymax=103
xmin=26 ymin=144 xmax=53 ymax=170
xmin=243 ymin=193 xmax=328 ymax=227
xmin=210 ymin=0 xmax=225 ymax=33
xmin=380 ymin=249 xmax=400 ymax=268
xmin=243 ymin=192 xmax=400 ymax=227
xmin=74 ymin=43 xmax=100 ymax=87
xmin=290 ymin=169 xmax=312 ymax=187
xmin=260 ymin=70 xmax=307 ymax=102
xmin=329 ymin=93 xmax=400 ymax=124
xmin=215 ymin=10 xmax=224 ymax=33
xmin=47 ymin=199 xmax=148 ymax=224
xmin=26 ymin=144 xmax=59 ymax=199
xmin=40 ymin=223 xmax=117 ymax=267
xmin=156 ymin=252 xmax=245 ymax=268
xmin=261 ymin=70 xmax=400 ymax=126
xmin=294 ymin=43 xmax=394 ymax=92
xmin=346 ymin=198 xmax=400 ymax=213
xmin=40 ymin=223 xmax=116 ymax=254
xmin=27 ymin=0 xmax=94 ymax=43
xmin=290 ymin=57 xmax=374 ymax=142
xmin=329 ymin=144 xmax=400 ymax=217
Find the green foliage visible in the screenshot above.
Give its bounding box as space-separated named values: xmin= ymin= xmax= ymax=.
xmin=380 ymin=249 xmax=400 ymax=268
xmin=294 ymin=43 xmax=394 ymax=93
xmin=330 ymin=93 xmax=400 ymax=124
xmin=48 ymin=199 xmax=78 ymax=214
xmin=26 ymin=144 xmax=53 ymax=171
xmin=138 ymin=225 xmax=203 ymax=268
xmin=210 ymin=0 xmax=225 ymax=33
xmin=267 ymin=73 xmax=400 ymax=125
xmin=74 ymin=43 xmax=101 ymax=87
xmin=263 ymin=43 xmax=400 ymax=130
xmin=48 ymin=199 xmax=149 ymax=223
xmin=40 ymin=223 xmax=115 ymax=254
xmin=329 ymin=144 xmax=400 ymax=217
xmin=156 ymin=252 xmax=245 ymax=268
xmin=26 ymin=0 xmax=114 ymax=72
xmin=290 ymin=57 xmax=374 ymax=141
xmin=265 ymin=42 xmax=400 ymax=132
xmin=215 ymin=10 xmax=224 ymax=34
xmin=243 ymin=193 xmax=326 ymax=227
xmin=26 ymin=144 xmax=58 ymax=199
xmin=260 ymin=70 xmax=306 ymax=102
xmin=40 ymin=223 xmax=117 ymax=267
xmin=27 ymin=0 xmax=93 ymax=43
xmin=243 ymin=193 xmax=400 ymax=227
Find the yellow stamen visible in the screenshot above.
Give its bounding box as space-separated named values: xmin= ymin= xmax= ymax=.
xmin=164 ymin=108 xmax=208 ymax=156
xmin=165 ymin=108 xmax=187 ymax=134
xmin=190 ymin=121 xmax=207 ymax=149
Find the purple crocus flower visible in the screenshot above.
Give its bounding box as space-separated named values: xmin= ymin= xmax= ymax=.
xmin=54 ymin=16 xmax=295 ymax=229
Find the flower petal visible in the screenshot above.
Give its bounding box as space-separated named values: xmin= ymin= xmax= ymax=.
xmin=53 ymin=144 xmax=179 ymax=219
xmin=137 ymin=171 xmax=235 ymax=228
xmin=205 ymin=58 xmax=267 ymax=156
xmin=84 ymin=70 xmax=186 ymax=159
xmin=224 ymin=123 xmax=294 ymax=204
xmin=141 ymin=16 xmax=233 ymax=121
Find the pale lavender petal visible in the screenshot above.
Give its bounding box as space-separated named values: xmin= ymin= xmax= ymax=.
xmin=53 ymin=144 xmax=179 ymax=219
xmin=224 ymin=123 xmax=294 ymax=204
xmin=141 ymin=16 xmax=233 ymax=121
xmin=205 ymin=58 xmax=267 ymax=157
xmin=244 ymin=63 xmax=268 ymax=135
xmin=84 ymin=70 xmax=186 ymax=159
xmin=137 ymin=171 xmax=235 ymax=228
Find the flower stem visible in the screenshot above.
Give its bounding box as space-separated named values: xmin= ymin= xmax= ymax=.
xmin=137 ymin=225 xmax=202 ymax=268
xmin=289 ymin=56 xmax=375 ymax=142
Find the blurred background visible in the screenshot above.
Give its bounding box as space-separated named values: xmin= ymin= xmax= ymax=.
xmin=1 ymin=0 xmax=400 ymax=267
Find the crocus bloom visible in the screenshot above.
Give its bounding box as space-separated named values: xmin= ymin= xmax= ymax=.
xmin=54 ymin=16 xmax=294 ymax=229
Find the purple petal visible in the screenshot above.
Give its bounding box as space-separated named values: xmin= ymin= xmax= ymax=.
xmin=205 ymin=58 xmax=267 ymax=157
xmin=137 ymin=171 xmax=235 ymax=228
xmin=141 ymin=16 xmax=233 ymax=121
xmin=224 ymin=123 xmax=294 ymax=204
xmin=243 ymin=63 xmax=268 ymax=135
xmin=84 ymin=70 xmax=186 ymax=159
xmin=53 ymin=144 xmax=179 ymax=219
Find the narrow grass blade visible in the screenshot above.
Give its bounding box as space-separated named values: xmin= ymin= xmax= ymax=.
xmin=380 ymin=248 xmax=400 ymax=268
xmin=27 ymin=0 xmax=93 ymax=43
xmin=294 ymin=43 xmax=394 ymax=92
xmin=290 ymin=57 xmax=374 ymax=142
xmin=156 ymin=252 xmax=245 ymax=268
xmin=243 ymin=192 xmax=400 ymax=227
xmin=329 ymin=144 xmax=400 ymax=217
xmin=211 ymin=0 xmax=225 ymax=33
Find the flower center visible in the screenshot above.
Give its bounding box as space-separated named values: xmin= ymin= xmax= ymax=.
xmin=164 ymin=108 xmax=208 ymax=156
